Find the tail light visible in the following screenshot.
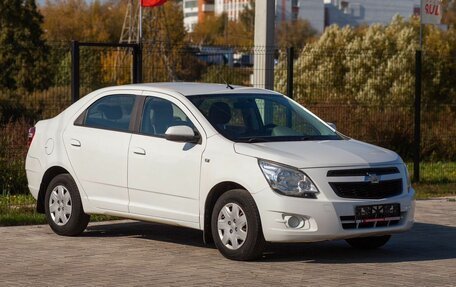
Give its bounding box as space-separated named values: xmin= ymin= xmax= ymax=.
xmin=27 ymin=127 xmax=36 ymax=147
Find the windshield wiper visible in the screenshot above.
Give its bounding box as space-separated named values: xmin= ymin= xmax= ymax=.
xmin=238 ymin=136 xmax=324 ymax=143
xmin=298 ymin=136 xmax=312 ymax=141
xmin=238 ymin=137 xmax=269 ymax=143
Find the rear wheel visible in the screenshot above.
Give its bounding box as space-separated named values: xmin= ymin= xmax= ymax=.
xmin=346 ymin=235 xmax=391 ymax=249
xmin=45 ymin=174 xmax=90 ymax=236
xmin=211 ymin=189 xmax=265 ymax=261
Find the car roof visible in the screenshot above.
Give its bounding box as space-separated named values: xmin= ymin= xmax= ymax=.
xmin=117 ymin=82 xmax=279 ymax=97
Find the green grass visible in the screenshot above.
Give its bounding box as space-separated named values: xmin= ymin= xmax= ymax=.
xmin=0 ymin=213 xmax=47 ymax=226
xmin=0 ymin=194 xmax=118 ymax=226
xmin=404 ymin=162 xmax=456 ymax=199
xmin=413 ymin=183 xmax=456 ymax=200
xmin=0 ymin=194 xmax=36 ymax=206
xmin=406 ymin=162 xmax=456 ymax=183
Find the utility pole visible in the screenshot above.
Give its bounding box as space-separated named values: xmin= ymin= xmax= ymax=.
xmin=253 ymin=1 xmax=275 ymax=90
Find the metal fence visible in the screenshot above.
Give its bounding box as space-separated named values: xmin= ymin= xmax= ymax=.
xmin=0 ymin=42 xmax=455 ymax=204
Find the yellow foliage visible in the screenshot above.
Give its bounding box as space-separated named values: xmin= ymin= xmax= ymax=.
xmin=41 ymin=0 xmax=127 ymax=42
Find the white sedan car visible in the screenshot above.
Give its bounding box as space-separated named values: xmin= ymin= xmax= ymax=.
xmin=26 ymin=83 xmax=415 ymax=260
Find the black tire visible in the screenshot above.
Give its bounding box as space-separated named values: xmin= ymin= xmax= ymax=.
xmin=44 ymin=174 xmax=90 ymax=236
xmin=346 ymin=235 xmax=391 ymax=249
xmin=211 ymin=189 xmax=265 ymax=261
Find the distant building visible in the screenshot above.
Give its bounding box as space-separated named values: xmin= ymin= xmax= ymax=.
xmin=184 ymin=0 xmax=250 ymax=31
xmin=299 ymin=0 xmax=325 ymax=33
xmin=183 ymin=0 xmax=198 ymax=32
xmin=275 ymin=0 xmax=325 ymax=33
xmin=183 ymin=0 xmax=214 ymax=32
xmin=324 ymin=0 xmax=420 ymax=27
xmin=184 ymin=0 xmax=423 ymax=34
xmin=275 ymin=0 xmax=300 ymax=22
xmin=214 ymin=0 xmax=251 ymax=21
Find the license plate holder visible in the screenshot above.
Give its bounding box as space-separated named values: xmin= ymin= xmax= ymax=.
xmin=355 ymin=203 xmax=400 ymax=222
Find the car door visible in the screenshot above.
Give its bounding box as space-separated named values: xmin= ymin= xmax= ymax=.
xmin=128 ymin=93 xmax=205 ymax=226
xmin=63 ymin=92 xmax=138 ymax=212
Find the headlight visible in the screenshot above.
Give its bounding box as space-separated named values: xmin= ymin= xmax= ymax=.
xmin=258 ymin=160 xmax=319 ymax=198
xmin=403 ymin=163 xmax=411 ymax=191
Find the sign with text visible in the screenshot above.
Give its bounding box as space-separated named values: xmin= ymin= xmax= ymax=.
xmin=421 ymin=0 xmax=442 ymax=24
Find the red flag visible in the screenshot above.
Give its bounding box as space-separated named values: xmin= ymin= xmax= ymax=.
xmin=141 ymin=0 xmax=168 ymax=7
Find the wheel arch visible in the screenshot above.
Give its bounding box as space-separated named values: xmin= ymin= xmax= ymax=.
xmin=203 ymin=181 xmax=249 ymax=244
xmin=36 ymin=166 xmax=71 ymax=213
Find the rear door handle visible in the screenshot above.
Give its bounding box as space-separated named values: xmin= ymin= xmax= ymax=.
xmin=70 ymin=139 xmax=81 ymax=147
xmin=132 ymin=147 xmax=146 ymax=155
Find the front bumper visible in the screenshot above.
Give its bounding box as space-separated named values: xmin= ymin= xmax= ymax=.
xmin=252 ymin=186 xmax=415 ymax=243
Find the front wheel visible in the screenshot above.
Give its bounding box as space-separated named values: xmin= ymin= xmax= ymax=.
xmin=346 ymin=235 xmax=391 ymax=249
xmin=44 ymin=174 xmax=90 ymax=236
xmin=211 ymin=189 xmax=265 ymax=261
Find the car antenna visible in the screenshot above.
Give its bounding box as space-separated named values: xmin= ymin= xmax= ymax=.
xmin=225 ymin=80 xmax=234 ymax=90
xmin=216 ymin=68 xmax=234 ymax=90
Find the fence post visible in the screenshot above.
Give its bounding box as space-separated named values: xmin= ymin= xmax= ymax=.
xmin=286 ymin=47 xmax=294 ymax=100
xmin=132 ymin=43 xmax=142 ymax=84
xmin=413 ymin=50 xmax=422 ymax=182
xmin=71 ymin=40 xmax=80 ymax=103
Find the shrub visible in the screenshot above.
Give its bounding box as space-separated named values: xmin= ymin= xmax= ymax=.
xmin=201 ymin=65 xmax=252 ymax=86
xmin=0 ymin=119 xmax=29 ymax=195
xmin=0 ymin=97 xmax=40 ymax=124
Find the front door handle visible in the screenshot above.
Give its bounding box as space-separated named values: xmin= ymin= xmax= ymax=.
xmin=132 ymin=147 xmax=146 ymax=155
xmin=70 ymin=139 xmax=81 ymax=147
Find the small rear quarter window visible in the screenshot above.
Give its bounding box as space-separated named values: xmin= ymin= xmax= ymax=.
xmin=78 ymin=94 xmax=136 ymax=132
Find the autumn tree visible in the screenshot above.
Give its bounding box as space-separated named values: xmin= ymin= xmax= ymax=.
xmin=141 ymin=1 xmax=206 ymax=81
xmin=41 ymin=0 xmax=126 ymax=42
xmin=275 ymin=16 xmax=456 ymax=106
xmin=0 ymin=0 xmax=50 ymax=92
xmin=276 ymin=19 xmax=317 ymax=48
xmin=189 ymin=1 xmax=254 ymax=46
xmin=40 ymin=0 xmax=129 ymax=92
xmin=190 ymin=13 xmax=228 ymax=45
xmin=225 ymin=1 xmax=255 ymax=46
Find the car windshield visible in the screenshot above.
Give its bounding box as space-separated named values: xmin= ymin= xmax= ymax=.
xmin=188 ymin=93 xmax=342 ymax=142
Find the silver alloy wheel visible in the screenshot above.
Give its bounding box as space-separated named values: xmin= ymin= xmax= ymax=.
xmin=49 ymin=185 xmax=72 ymax=226
xmin=217 ymin=203 xmax=248 ymax=250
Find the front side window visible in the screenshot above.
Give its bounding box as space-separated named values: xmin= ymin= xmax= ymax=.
xmin=84 ymin=95 xmax=135 ymax=132
xmin=188 ymin=93 xmax=341 ymax=142
xmin=140 ymin=97 xmax=195 ymax=137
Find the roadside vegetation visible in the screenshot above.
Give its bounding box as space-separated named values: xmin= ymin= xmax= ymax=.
xmin=0 ymin=194 xmax=118 ymax=226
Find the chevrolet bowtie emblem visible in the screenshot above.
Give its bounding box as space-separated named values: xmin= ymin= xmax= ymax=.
xmin=366 ymin=173 xmax=380 ymax=184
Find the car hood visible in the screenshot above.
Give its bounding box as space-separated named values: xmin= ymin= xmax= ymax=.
xmin=234 ymin=139 xmax=401 ymax=169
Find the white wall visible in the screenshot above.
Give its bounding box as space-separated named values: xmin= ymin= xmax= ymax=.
xmin=326 ymin=0 xmax=420 ymax=27
xmin=298 ymin=0 xmax=325 ymax=33
xmin=183 ymin=0 xmax=199 ymax=32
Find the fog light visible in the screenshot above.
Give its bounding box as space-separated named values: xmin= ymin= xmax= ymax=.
xmin=281 ymin=214 xmax=308 ymax=229
xmin=287 ymin=216 xmax=301 ymax=228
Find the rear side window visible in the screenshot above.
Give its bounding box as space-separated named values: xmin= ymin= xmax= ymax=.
xmin=83 ymin=95 xmax=135 ymax=132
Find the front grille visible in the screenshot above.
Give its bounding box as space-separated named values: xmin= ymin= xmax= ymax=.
xmin=329 ymin=179 xmax=403 ymax=199
xmin=327 ymin=167 xmax=399 ymax=177
xmin=339 ymin=215 xmax=401 ymax=229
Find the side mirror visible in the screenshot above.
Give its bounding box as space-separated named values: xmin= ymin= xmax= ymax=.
xmin=165 ymin=125 xmax=200 ymax=143
xmin=327 ymin=122 xmax=336 ymax=130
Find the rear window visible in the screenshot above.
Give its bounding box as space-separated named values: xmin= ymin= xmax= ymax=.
xmin=82 ymin=95 xmax=136 ymax=132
